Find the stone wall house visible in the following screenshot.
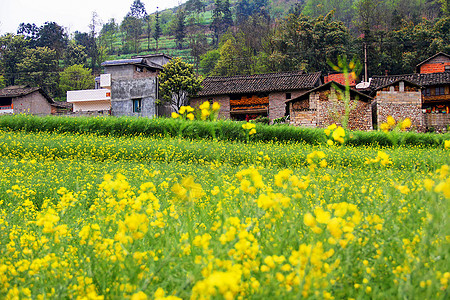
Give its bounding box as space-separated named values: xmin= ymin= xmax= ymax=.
xmin=368 ymin=61 xmax=450 ymax=131
xmin=0 ymin=86 xmax=69 ymax=115
xmin=287 ymin=81 xmax=373 ymax=131
xmin=372 ymin=79 xmax=423 ymax=130
xmin=190 ymin=72 xmax=322 ymax=121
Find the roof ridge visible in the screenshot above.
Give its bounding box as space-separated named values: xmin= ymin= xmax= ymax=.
xmin=205 ymin=71 xmax=320 ymax=81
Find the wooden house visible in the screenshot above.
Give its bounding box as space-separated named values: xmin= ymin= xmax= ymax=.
xmin=190 ymin=72 xmax=322 ymax=121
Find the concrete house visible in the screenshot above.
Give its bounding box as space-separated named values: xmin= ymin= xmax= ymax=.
xmin=103 ymin=54 xmax=172 ymax=117
xmin=67 ymin=74 xmax=111 ymax=114
xmin=0 ymin=86 xmax=69 ymax=115
xmin=190 ymin=72 xmax=322 ymax=121
xmin=286 ymin=81 xmax=373 ymax=131
xmin=67 ymin=53 xmax=172 ymax=117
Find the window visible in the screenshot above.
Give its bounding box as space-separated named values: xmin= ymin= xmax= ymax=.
xmin=445 ymin=65 xmax=450 ymax=72
xmin=423 ymin=88 xmax=431 ymax=96
xmin=133 ymin=99 xmax=142 ymax=113
xmin=436 ymin=86 xmax=445 ymax=96
xmin=286 ymin=93 xmax=292 ymax=100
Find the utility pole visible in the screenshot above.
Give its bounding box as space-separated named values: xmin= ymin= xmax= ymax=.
xmin=364 ymin=42 xmax=368 ymax=82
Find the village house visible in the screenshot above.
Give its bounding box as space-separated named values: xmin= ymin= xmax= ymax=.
xmin=371 ymin=79 xmax=423 ymax=130
xmin=366 ymin=52 xmax=450 ymax=131
xmin=0 ymin=85 xmax=70 ymax=115
xmin=286 ymin=81 xmax=373 ymax=131
xmin=190 ymin=72 xmax=322 ymax=121
xmin=67 ymin=53 xmax=172 ymax=117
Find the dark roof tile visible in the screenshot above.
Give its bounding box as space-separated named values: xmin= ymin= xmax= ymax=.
xmin=197 ymin=72 xmax=322 ymax=96
xmin=369 ymin=73 xmax=450 ymax=90
xmin=0 ymin=85 xmax=55 ymax=103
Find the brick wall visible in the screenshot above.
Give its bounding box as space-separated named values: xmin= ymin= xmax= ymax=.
xmin=419 ymin=55 xmax=450 ymax=74
xmin=324 ymin=73 xmax=356 ymax=86
xmin=269 ymin=90 xmax=306 ymax=120
xmin=420 ymin=63 xmax=450 ymax=74
xmin=375 ymin=90 xmax=423 ymax=129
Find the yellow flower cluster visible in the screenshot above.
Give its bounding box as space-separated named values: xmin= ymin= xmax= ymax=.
xmin=365 ymin=151 xmax=393 ymax=166
xmin=242 ymin=122 xmax=256 ymax=135
xmin=306 ymin=150 xmax=327 ymax=170
xmin=199 ymin=101 xmax=221 ymax=120
xmin=380 ymin=116 xmax=412 ymax=132
xmin=325 ymin=124 xmax=345 ymax=145
xmin=172 ymin=105 xmax=195 ymax=120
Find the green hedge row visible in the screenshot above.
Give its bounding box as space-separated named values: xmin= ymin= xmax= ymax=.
xmin=0 ymin=114 xmax=448 ymax=147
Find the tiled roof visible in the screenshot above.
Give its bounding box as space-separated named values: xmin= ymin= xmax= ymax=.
xmin=197 ymin=71 xmax=322 ymax=97
xmin=101 ymin=58 xmax=163 ymax=70
xmin=0 ymin=85 xmax=55 ymax=103
xmin=369 ymin=72 xmax=450 ymax=90
xmin=0 ymin=86 xmax=40 ymax=97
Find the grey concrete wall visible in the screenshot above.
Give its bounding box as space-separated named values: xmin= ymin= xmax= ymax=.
xmin=111 ymin=77 xmax=157 ymax=117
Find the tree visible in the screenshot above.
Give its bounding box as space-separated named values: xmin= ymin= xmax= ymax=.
xmin=64 ymin=43 xmax=88 ymax=67
xmin=199 ymin=49 xmax=220 ymax=75
xmin=36 ymin=22 xmax=68 ymax=59
xmin=144 ymin=15 xmax=152 ymax=51
xmin=210 ymin=0 xmax=233 ymax=46
xmin=0 ymin=34 xmax=28 ymax=86
xmin=0 ymin=75 xmax=5 ymax=89
xmin=186 ymin=0 xmax=205 ymax=14
xmin=121 ymin=0 xmax=147 ymax=54
xmin=159 ymin=57 xmax=203 ymax=112
xmin=153 ymin=9 xmax=162 ymax=52
xmin=17 ymin=23 xmax=39 ymax=47
xmin=212 ymin=39 xmax=240 ymax=76
xmin=121 ymin=15 xmax=143 ymax=54
xmin=129 ymin=0 xmax=147 ymax=19
xmin=59 ymin=64 xmax=94 ymax=95
xmin=175 ymin=10 xmax=187 ymax=49
xmin=16 ymin=47 xmax=59 ymax=96
xmin=100 ymin=19 xmax=119 ymax=54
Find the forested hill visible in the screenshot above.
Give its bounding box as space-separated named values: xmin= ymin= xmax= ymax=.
xmin=0 ymin=0 xmax=449 ymax=99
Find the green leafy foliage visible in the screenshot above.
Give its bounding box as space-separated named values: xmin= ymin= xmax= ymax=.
xmin=159 ymin=57 xmax=203 ymax=111
xmin=16 ymin=47 xmax=59 ymax=96
xmin=59 ymin=64 xmax=94 ymax=95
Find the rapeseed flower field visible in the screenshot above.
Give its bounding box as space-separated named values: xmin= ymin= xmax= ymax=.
xmin=0 ymin=129 xmax=449 ymax=299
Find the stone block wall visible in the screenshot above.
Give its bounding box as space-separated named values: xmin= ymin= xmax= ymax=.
xmin=289 ymin=91 xmax=372 ymax=131
xmin=316 ymin=91 xmax=372 ymax=131
xmin=375 ymin=90 xmax=423 ymax=129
